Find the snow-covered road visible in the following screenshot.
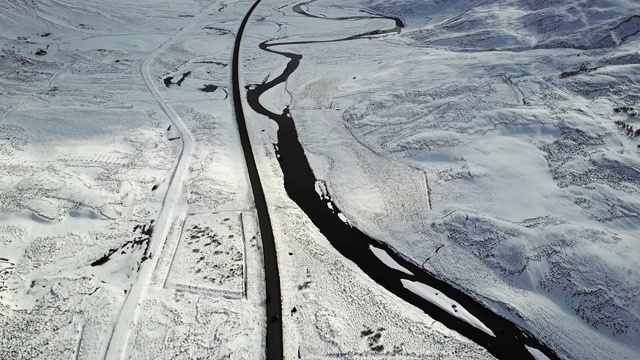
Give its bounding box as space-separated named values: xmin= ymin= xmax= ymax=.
xmin=102 ymin=3 xmax=212 ymax=359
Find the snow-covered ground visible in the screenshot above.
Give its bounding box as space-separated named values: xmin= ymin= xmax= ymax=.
xmin=0 ymin=0 xmax=494 ymax=358
xmin=1 ymin=0 xmax=264 ymax=358
xmin=239 ymin=0 xmax=640 ymax=359
xmin=3 ymin=0 xmax=639 ymax=359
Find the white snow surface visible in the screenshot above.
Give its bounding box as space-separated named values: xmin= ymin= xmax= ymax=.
xmin=242 ymin=0 xmax=640 ymax=359
xmin=401 ymin=279 xmax=495 ymax=337
xmin=3 ymin=0 xmax=640 ymax=359
xmin=0 ymin=0 xmax=262 ymax=358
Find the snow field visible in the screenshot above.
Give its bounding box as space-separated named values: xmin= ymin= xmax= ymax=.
xmin=1 ymin=0 xmax=267 ymax=358
xmin=245 ymin=0 xmax=640 ymax=358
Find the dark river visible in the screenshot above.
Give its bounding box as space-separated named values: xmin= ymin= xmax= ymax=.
xmin=243 ymin=1 xmax=560 ymax=359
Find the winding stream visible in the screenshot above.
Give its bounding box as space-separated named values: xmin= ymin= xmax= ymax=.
xmin=244 ymin=1 xmax=560 ymax=359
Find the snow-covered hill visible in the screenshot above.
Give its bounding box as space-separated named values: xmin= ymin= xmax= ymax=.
xmin=279 ymin=0 xmax=640 ymax=359
xmin=366 ymin=0 xmax=640 ymax=50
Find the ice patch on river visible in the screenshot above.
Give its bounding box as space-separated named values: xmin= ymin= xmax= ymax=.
xmin=401 ymin=279 xmax=495 ymax=337
xmin=369 ymin=245 xmax=413 ymax=275
xmin=315 ymin=180 xmax=353 ymax=226
xmin=526 ymin=345 xmax=551 ymax=360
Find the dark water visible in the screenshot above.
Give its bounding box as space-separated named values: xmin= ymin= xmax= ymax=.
xmin=243 ymin=1 xmax=560 ymax=359
xmin=200 ymin=84 xmax=219 ymax=92
xmin=176 ymin=71 xmax=191 ymax=86
xmin=200 ymin=85 xmax=228 ymax=99
xmin=164 ymin=71 xmax=191 ymax=87
xmin=195 ymin=60 xmax=228 ymax=67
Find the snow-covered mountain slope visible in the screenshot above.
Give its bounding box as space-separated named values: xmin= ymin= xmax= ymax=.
xmin=274 ymin=0 xmax=640 ymax=359
xmin=366 ymin=0 xmax=640 ymax=50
